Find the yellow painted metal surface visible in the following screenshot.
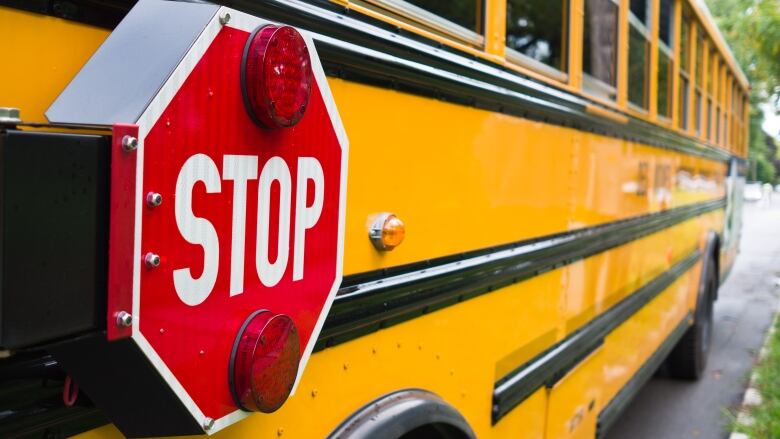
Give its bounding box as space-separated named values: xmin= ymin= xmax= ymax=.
xmin=568 ymin=0 xmax=584 ymax=90
xmin=544 ymin=349 xmax=603 ymax=439
xmin=0 ymin=7 xmax=109 ymax=123
xmin=330 ymin=79 xmax=725 ymax=275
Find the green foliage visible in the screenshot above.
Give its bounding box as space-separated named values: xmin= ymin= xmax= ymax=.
xmin=707 ymin=0 xmax=780 ymax=103
xmin=733 ymin=317 xmax=780 ymax=438
xmin=754 ymin=154 xmax=776 ymax=182
xmin=707 ymin=0 xmax=780 ymax=183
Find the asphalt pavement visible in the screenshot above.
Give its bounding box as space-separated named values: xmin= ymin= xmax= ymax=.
xmin=606 ymin=201 xmax=780 ymax=439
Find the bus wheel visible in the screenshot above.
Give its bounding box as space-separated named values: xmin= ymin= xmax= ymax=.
xmin=667 ymin=255 xmax=717 ymax=380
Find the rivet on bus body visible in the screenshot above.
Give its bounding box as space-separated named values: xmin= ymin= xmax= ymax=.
xmin=369 ymin=213 xmax=405 ymax=251
xmin=144 ymin=252 xmax=161 ymax=268
xmin=219 ymin=12 xmax=231 ymax=25
xmin=203 ymin=417 xmax=215 ymax=431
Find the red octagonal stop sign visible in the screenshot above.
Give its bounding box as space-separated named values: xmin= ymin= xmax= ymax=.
xmin=105 ymin=8 xmax=347 ymax=434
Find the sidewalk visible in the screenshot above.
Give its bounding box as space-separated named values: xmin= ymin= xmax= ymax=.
xmin=730 ymin=300 xmax=780 ymax=438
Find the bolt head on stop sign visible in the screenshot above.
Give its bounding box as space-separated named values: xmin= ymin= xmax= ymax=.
xmin=105 ymin=7 xmax=347 ymax=434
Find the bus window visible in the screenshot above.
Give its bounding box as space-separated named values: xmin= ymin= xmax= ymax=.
xmin=657 ymin=0 xmax=674 ymax=119
xmin=505 ymin=0 xmax=568 ymax=80
xmin=582 ymin=0 xmax=619 ymax=99
xmin=678 ymin=12 xmax=691 ymax=130
xmin=717 ymin=62 xmax=724 ymax=145
xmin=707 ymin=48 xmax=716 ymax=141
xmin=628 ymin=0 xmax=651 ymax=110
xmin=368 ymin=0 xmax=483 ymax=44
xmin=694 ymin=28 xmax=704 ymax=135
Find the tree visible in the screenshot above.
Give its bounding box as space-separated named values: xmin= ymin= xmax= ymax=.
xmin=707 ymin=0 xmax=780 ymax=183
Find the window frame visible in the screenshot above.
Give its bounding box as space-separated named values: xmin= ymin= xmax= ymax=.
xmin=708 ymin=49 xmax=718 ymax=143
xmin=506 ymin=48 xmax=569 ymax=82
xmin=365 ymin=0 xmax=485 ymax=46
xmin=656 ymin=41 xmax=674 ymax=121
xmin=626 ymin=1 xmax=652 ymax=112
xmin=581 ymin=0 xmax=622 ymax=101
xmin=655 ymin=0 xmax=675 ymax=122
xmin=676 ymin=6 xmax=694 ymax=131
xmin=504 ymin=0 xmax=570 ymax=82
xmin=693 ymin=25 xmax=704 ymax=136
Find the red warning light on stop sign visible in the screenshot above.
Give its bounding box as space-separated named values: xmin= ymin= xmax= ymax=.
xmin=108 ymin=11 xmax=347 ymax=433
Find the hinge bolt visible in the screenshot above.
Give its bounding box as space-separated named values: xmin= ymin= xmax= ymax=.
xmin=121 ymin=135 xmax=138 ymax=151
xmin=146 ymin=192 xmax=163 ymax=207
xmin=144 ymin=252 xmax=161 ymax=268
xmin=116 ymin=311 xmax=133 ymax=327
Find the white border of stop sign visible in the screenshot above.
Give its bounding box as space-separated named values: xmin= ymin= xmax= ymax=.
xmin=130 ymin=7 xmax=348 ymax=434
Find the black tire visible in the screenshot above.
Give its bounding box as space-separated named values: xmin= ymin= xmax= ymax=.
xmin=667 ymin=255 xmax=717 ymax=380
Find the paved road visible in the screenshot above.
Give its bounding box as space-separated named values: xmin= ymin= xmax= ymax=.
xmin=607 ymin=202 xmax=780 ymax=439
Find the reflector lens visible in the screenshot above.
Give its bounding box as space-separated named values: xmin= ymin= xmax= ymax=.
xmin=369 ymin=213 xmax=406 ymax=251
xmin=230 ymin=310 xmax=300 ymax=413
xmin=381 ymin=215 xmax=406 ymax=249
xmin=243 ymin=25 xmax=312 ymax=128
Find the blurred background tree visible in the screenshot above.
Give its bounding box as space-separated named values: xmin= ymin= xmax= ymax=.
xmin=707 ymin=0 xmax=780 ymax=183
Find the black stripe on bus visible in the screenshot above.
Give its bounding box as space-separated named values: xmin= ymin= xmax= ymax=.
xmin=2 ymin=0 xmax=735 ymax=162
xmin=491 ymin=250 xmax=699 ymax=423
xmin=315 ymin=199 xmax=722 ymax=351
xmin=596 ymin=312 xmax=693 ymax=438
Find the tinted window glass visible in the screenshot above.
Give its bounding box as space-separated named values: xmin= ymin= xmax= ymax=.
xmin=628 ymin=26 xmax=649 ymax=108
xmin=696 ymin=32 xmax=704 ymax=85
xmin=506 ymin=0 xmax=568 ymax=71
xmin=716 ymin=107 xmax=721 ymax=143
xmin=659 ymin=0 xmax=674 ymax=47
xmin=630 ymin=0 xmax=649 ymax=26
xmin=405 ymin=0 xmax=482 ymax=33
xmin=709 ymin=51 xmax=717 ymax=94
xmin=657 ymin=49 xmax=672 ymax=118
xmin=679 ymin=78 xmax=689 ymax=129
xmin=680 ymin=18 xmax=690 ymax=70
xmin=583 ymin=0 xmax=619 ymax=87
xmin=695 ymin=90 xmax=702 ymax=134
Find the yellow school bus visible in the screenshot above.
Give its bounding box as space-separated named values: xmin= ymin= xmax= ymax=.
xmin=0 ymin=0 xmax=749 ymax=438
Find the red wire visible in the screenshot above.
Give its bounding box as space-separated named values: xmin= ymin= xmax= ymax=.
xmin=63 ymin=375 xmax=79 ymax=407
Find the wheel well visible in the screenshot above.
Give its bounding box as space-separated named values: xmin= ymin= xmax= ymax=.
xmin=708 ymin=231 xmax=721 ymax=301
xmin=328 ymin=389 xmax=475 ymax=439
xmin=399 ymin=423 xmax=472 ymax=439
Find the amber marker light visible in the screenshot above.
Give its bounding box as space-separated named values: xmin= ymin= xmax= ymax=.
xmin=369 ymin=213 xmax=406 ymax=251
